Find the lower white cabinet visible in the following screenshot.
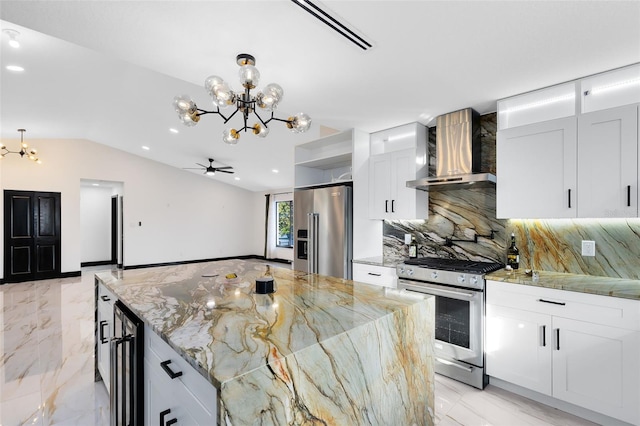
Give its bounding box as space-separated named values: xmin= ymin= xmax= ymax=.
xmin=97 ymin=283 xmax=116 ymax=393
xmin=352 ymin=263 xmax=397 ymax=288
xmin=486 ymin=281 xmax=640 ymax=424
xmin=144 ymin=326 xmax=217 ymax=426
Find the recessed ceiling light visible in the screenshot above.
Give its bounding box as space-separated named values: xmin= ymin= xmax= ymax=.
xmin=92 ymin=183 xmax=100 ymax=186
xmin=169 ymin=128 xmax=179 ymax=134
xmin=272 ymin=169 xmax=279 ymax=173
xmin=142 ymin=146 xmax=150 ymax=150
xmin=6 ymin=65 xmax=24 ymax=72
xmin=234 ymin=177 xmax=240 ymax=181
xmin=3 ymin=29 xmax=20 ymax=48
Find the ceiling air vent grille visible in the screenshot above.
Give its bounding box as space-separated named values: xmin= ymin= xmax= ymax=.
xmin=291 ymin=0 xmax=373 ymax=51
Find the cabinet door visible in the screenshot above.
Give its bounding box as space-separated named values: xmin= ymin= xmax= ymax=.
xmin=390 ymin=149 xmax=423 ymax=219
xmin=369 ymin=154 xmax=392 ymax=219
xmin=577 ymin=104 xmax=638 ymax=217
xmin=552 ymin=317 xmax=640 ymax=424
xmin=497 ymin=117 xmax=577 ymax=218
xmin=486 ymin=304 xmax=552 ymax=395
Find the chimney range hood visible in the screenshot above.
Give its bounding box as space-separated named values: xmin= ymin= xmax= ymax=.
xmin=407 ymin=108 xmax=496 ymax=191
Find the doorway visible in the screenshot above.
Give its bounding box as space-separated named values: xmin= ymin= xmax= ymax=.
xmin=3 ymin=190 xmax=62 ymax=283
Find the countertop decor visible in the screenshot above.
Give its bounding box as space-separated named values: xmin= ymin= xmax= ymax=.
xmin=96 ymin=259 xmax=435 ymax=425
xmin=487 ymin=269 xmax=640 ymax=300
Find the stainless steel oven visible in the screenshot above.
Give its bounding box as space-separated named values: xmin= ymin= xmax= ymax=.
xmin=397 ymin=258 xmax=503 ymax=389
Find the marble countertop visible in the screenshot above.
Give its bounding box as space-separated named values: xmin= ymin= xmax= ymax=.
xmin=352 ymin=256 xmax=401 ymax=268
xmin=486 ymin=269 xmax=640 ymax=300
xmin=95 ymin=259 xmax=430 ymax=389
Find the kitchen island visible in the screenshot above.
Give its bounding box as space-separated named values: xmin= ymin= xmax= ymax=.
xmin=95 ymin=259 xmax=435 ymax=425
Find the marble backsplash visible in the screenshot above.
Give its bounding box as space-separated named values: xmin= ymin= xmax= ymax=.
xmin=383 ymin=112 xmax=640 ymax=280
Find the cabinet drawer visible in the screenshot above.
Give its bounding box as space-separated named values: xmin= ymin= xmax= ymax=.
xmin=487 ymin=280 xmax=640 ymax=330
xmin=353 ymin=264 xmax=397 ymax=288
xmin=145 ymin=327 xmax=217 ymax=422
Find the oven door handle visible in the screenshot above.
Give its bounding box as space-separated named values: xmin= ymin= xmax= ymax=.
xmin=400 ymin=282 xmax=476 ymax=299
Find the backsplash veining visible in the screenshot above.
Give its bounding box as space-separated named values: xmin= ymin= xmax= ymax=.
xmin=383 ymin=112 xmax=640 ymax=280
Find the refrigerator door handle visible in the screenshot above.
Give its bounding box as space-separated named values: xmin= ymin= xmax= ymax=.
xmin=307 ymin=213 xmax=319 ymax=274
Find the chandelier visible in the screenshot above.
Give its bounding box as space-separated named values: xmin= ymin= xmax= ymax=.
xmin=1 ymin=129 xmax=41 ymax=163
xmin=172 ymin=53 xmax=311 ymax=144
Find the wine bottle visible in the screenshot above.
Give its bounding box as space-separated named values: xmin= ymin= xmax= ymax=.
xmin=409 ymin=236 xmax=418 ymax=258
xmin=507 ymin=233 xmax=519 ymax=269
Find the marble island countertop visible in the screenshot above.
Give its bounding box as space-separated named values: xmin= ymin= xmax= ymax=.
xmin=487 ymin=269 xmax=640 ymax=300
xmin=96 ymin=259 xmax=435 ymax=424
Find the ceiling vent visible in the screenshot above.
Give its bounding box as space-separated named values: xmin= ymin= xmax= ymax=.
xmin=291 ymin=0 xmax=374 ymax=51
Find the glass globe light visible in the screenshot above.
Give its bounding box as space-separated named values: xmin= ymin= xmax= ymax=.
xmin=173 ymin=95 xmax=196 ymax=114
xmin=204 ymin=75 xmax=225 ymax=95
xmin=288 ymin=112 xmax=312 ymax=133
xmin=253 ymin=123 xmax=270 ymax=138
xmin=239 ymin=64 xmax=260 ymax=88
xmin=257 ymin=83 xmax=284 ymax=111
xmin=179 ymin=111 xmax=199 ymax=127
xmin=212 ymin=82 xmax=235 ymax=108
xmin=223 ymin=128 xmax=239 ymax=144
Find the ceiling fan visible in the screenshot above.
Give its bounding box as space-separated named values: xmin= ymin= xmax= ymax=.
xmin=183 ymin=158 xmax=234 ymax=176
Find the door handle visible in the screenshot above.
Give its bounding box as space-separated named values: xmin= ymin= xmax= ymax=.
xmin=385 ymin=200 xmax=389 ymax=213
xmin=160 ymin=360 xmax=183 ymax=379
xmin=99 ymin=320 xmax=109 ymax=344
xmin=540 ymin=325 xmax=546 ymax=347
xmin=568 ymin=189 xmax=572 ymax=208
xmin=627 ymin=185 xmax=631 ymax=207
xmin=391 ymin=199 xmax=395 ymax=213
xmin=101 ymin=295 xmax=111 ymax=302
xmin=538 ymin=298 xmax=566 ymax=306
xmin=555 ymin=328 xmax=560 ymax=350
xmin=367 ymin=272 xmax=382 ymax=276
xmin=160 ymin=408 xmax=178 ymax=425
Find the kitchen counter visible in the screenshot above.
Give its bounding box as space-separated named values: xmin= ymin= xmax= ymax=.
xmin=487 ymin=269 xmax=640 ymax=300
xmin=352 ymin=256 xmax=400 ymax=268
xmin=96 ymin=259 xmax=435 ymax=425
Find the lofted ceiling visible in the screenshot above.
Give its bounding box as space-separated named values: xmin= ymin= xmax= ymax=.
xmin=1 ymin=1 xmax=639 ymax=192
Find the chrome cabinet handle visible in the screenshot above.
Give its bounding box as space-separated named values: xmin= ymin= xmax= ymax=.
xmin=99 ymin=320 xmax=109 ymax=344
xmin=540 ymin=325 xmax=546 ymax=347
xmin=160 ymin=360 xmax=183 ymax=379
xmin=160 ymin=408 xmax=178 ymax=425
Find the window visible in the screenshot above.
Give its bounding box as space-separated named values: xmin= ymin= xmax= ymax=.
xmin=276 ymin=200 xmax=293 ymax=248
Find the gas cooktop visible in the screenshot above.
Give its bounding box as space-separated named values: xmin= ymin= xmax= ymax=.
xmin=402 ymin=258 xmax=504 ymax=274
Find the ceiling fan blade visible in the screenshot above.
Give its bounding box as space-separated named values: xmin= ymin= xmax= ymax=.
xmin=217 ymin=170 xmax=234 ymax=174
xmin=196 ymin=163 xmax=207 ymax=168
xmin=183 ymin=167 xmax=204 ymax=170
xmin=215 ymin=166 xmax=233 ymax=170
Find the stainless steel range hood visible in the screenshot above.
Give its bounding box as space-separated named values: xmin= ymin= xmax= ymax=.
xmin=407 ymin=108 xmax=496 ymax=191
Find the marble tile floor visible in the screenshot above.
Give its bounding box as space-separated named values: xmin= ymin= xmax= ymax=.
xmin=0 ymin=266 xmax=597 ymax=426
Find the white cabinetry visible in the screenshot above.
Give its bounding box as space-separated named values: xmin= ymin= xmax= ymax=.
xmin=97 ymin=282 xmax=116 ymax=393
xmin=486 ymin=281 xmax=640 ymax=424
xmin=294 ymin=130 xmax=354 ymax=188
xmin=497 ymin=117 xmax=577 ymax=218
xmin=368 ymin=123 xmax=428 ymax=220
xmin=497 ymin=63 xmax=640 ymax=219
xmin=144 ymin=326 xmax=217 ymax=426
xmin=352 ymin=263 xmax=397 ymax=288
xmin=577 ymin=104 xmax=638 ymax=217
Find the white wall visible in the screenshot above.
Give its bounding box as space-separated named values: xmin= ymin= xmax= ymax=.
xmin=0 ymin=137 xmax=262 ymax=276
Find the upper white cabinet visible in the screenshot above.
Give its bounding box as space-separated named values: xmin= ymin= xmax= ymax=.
xmin=577 ymin=104 xmax=638 ymax=217
xmin=294 ymin=129 xmax=354 ymax=188
xmin=497 ymin=116 xmax=577 ymax=218
xmin=368 ymin=123 xmax=428 ymax=220
xmin=497 ymin=63 xmax=640 ymax=218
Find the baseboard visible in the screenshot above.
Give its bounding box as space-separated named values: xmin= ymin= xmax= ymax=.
xmin=81 ymin=260 xmax=113 ymax=267
xmin=123 ymin=255 xmax=281 ymax=270
xmin=489 ymin=377 xmax=635 ymax=426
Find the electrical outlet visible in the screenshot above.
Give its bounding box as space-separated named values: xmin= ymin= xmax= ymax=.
xmin=581 ymin=240 xmax=595 ymax=256
xmin=404 ymin=234 xmax=412 ymax=244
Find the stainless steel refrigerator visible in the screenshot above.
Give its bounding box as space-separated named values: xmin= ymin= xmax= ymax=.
xmin=293 ymin=185 xmax=352 ymax=279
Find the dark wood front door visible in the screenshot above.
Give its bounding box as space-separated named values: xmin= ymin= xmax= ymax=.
xmin=3 ymin=190 xmax=61 ymax=283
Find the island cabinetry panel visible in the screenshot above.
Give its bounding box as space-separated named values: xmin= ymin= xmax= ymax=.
xmin=497 ymin=116 xmax=577 ymax=218
xmin=486 ymin=280 xmax=640 ymax=425
xmin=96 ymin=282 xmax=116 ymax=392
xmin=577 ymin=104 xmax=638 ymax=217
xmin=352 ymin=263 xmax=397 ymax=288
xmin=144 ymin=326 xmax=217 ymax=426
xmin=368 ymin=122 xmax=428 ymax=220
